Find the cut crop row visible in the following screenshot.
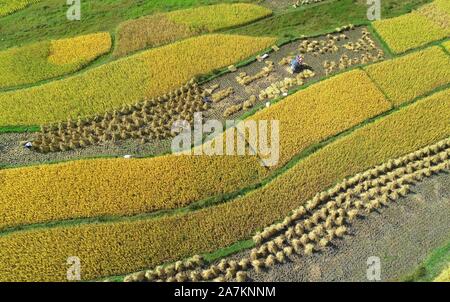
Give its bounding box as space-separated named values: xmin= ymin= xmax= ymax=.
xmin=0 ymin=34 xmax=276 ymax=126
xmin=0 ymin=32 xmax=111 ymax=89
xmin=114 ymin=4 xmax=272 ymax=57
xmin=0 ymin=87 xmax=447 ymax=281
xmin=125 ymin=139 xmax=449 ymax=282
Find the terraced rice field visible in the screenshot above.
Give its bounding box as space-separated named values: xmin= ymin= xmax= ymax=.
xmin=364 ymin=46 xmax=450 ymax=105
xmin=0 ymin=0 xmax=39 ymax=17
xmin=435 ymin=267 xmax=450 ymax=281
xmin=0 ymin=34 xmax=275 ymax=126
xmin=0 ymin=0 xmax=449 ymax=284
xmin=373 ymin=0 xmax=450 ymax=54
xmin=0 ymin=33 xmax=111 ymax=89
xmin=114 ymin=3 xmax=272 ymax=57
xmin=1 ymin=85 xmax=448 ymax=281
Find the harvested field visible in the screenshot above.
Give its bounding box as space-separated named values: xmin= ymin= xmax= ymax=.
xmin=0 ymin=132 xmax=172 ymax=168
xmin=236 ymin=172 xmax=450 ymax=282
xmin=0 ymin=89 xmax=447 ymax=281
xmin=203 ymin=26 xmax=386 ymax=122
xmin=1 ymin=0 xmax=449 ymax=284
xmin=0 ymin=26 xmax=387 ymax=165
xmin=0 ymin=34 xmax=275 ymax=126
xmin=122 ymin=139 xmax=450 ymax=282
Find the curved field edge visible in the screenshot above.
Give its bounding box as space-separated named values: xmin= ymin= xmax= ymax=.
xmin=435 ymin=266 xmax=450 ymax=281
xmin=371 ymin=0 xmax=450 ymax=54
xmin=0 ymin=69 xmax=392 ymax=231
xmin=401 ymin=239 xmax=450 ymax=282
xmin=1 ymin=42 xmax=449 ymax=229
xmin=364 ymin=46 xmax=450 ymax=105
xmin=0 ymin=87 xmax=448 ymax=281
xmin=0 ymin=27 xmax=366 ymax=133
xmin=0 ymin=23 xmax=436 ymax=133
xmin=0 ymin=0 xmax=39 ymax=17
xmin=372 ymin=12 xmax=448 ymax=54
xmin=0 ymin=32 xmax=112 ymax=90
xmin=0 ymin=0 xmax=437 ymax=133
xmin=113 ymin=3 xmax=273 ymax=58
xmin=0 ymin=34 xmax=276 ymax=126
xmin=122 ymin=147 xmax=450 ymax=282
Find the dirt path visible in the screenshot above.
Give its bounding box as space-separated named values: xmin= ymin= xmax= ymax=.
xmin=240 ymin=172 xmax=450 ymax=281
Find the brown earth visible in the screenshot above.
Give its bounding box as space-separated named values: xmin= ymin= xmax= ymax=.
xmin=0 ymin=27 xmax=385 ymax=168
xmin=238 ymin=172 xmax=450 ymax=281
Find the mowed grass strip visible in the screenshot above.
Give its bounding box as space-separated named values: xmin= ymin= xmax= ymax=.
xmin=0 ymin=32 xmax=111 ymax=89
xmin=364 ymin=46 xmax=450 ymax=105
xmin=1 ymin=88 xmax=448 ymax=281
xmin=373 ymin=10 xmax=449 ymax=54
xmin=0 ymin=155 xmax=267 ymax=231
xmin=247 ymin=70 xmax=391 ymax=168
xmin=114 ymin=3 xmax=272 ymax=57
xmin=0 ymin=34 xmax=276 ymax=126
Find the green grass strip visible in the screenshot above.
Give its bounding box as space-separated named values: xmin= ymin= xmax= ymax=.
xmin=2 ymin=80 xmax=449 ymax=237
xmin=401 ymin=237 xmax=450 ymax=282
xmin=0 ymin=125 xmax=39 ymax=133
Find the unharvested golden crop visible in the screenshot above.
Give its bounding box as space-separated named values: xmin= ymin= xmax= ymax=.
xmin=1 ymin=88 xmax=448 ymax=281
xmin=435 ymin=265 xmax=450 ymax=282
xmin=373 ymin=12 xmax=448 ymax=54
xmin=0 ymin=155 xmax=267 ymax=231
xmin=0 ymin=33 xmax=111 ymax=89
xmin=364 ymin=46 xmax=450 ymax=105
xmin=417 ymin=1 xmax=450 ymax=30
xmin=248 ymin=70 xmax=391 ymax=168
xmin=167 ymin=3 xmax=272 ymax=32
xmin=0 ymin=71 xmax=391 ymax=228
xmin=0 ymin=0 xmax=38 ymax=17
xmin=114 ymin=4 xmax=272 ymax=57
xmin=0 ymin=34 xmax=275 ymax=126
xmin=443 ymin=40 xmax=450 ymax=51
xmin=48 ymin=32 xmax=111 ymax=65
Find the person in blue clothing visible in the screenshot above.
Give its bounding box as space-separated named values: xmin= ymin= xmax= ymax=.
xmin=290 ymin=55 xmax=304 ymax=73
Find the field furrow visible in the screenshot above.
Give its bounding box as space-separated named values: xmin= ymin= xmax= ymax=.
xmin=0 ymin=68 xmax=390 ymax=230
xmin=0 ymin=34 xmax=276 ymax=126
xmin=0 ymin=87 xmax=448 ymax=281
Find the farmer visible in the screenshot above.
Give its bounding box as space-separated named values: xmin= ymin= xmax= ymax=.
xmin=290 ymin=55 xmax=304 ymax=73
